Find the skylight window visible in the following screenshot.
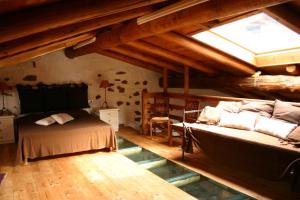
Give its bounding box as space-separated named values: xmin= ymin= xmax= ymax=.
xmin=209 ymin=13 xmax=300 ymax=54
xmin=192 ymin=12 xmax=300 ymax=67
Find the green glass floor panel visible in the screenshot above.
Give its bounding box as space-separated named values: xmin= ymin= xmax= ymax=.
xmin=116 ymin=136 xmax=255 ymax=200
xmin=117 ymin=136 xmax=138 ymax=149
xmin=126 ymin=148 xmax=162 ymax=163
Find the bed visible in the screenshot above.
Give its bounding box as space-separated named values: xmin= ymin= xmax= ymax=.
xmin=15 ymin=83 xmax=117 ymax=164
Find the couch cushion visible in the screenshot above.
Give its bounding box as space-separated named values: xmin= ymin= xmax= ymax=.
xmin=216 ymin=101 xmax=241 ymax=113
xmin=219 ymin=111 xmax=258 ymax=131
xmin=241 ymin=101 xmax=274 ymax=118
xmin=197 ymin=106 xmax=221 ymax=124
xmin=255 ymin=116 xmax=297 ymax=139
xmin=272 ymin=100 xmax=300 ymax=124
xmin=288 ymin=126 xmax=300 ymax=142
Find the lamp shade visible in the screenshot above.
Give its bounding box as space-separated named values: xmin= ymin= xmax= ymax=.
xmin=0 ymin=82 xmax=10 ymax=92
xmin=99 ymin=80 xmax=110 ymax=88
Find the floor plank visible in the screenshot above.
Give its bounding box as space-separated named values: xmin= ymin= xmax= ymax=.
xmin=0 ymin=132 xmax=196 ymax=200
xmin=118 ymin=127 xmax=300 ymax=200
xmin=0 ymin=126 xmax=299 ymax=200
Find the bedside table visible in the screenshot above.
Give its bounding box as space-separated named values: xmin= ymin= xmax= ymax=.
xmin=0 ymin=115 xmax=15 ymax=144
xmin=97 ymin=108 xmax=119 ymax=132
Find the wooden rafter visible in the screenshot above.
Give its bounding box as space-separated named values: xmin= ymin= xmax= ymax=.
xmin=98 ymin=50 xmax=162 ymax=73
xmin=127 ymin=40 xmax=217 ymax=75
xmin=0 ymin=7 xmax=153 ymax=59
xmin=158 ymin=32 xmax=256 ymax=75
xmin=0 ymin=33 xmax=95 ymax=68
xmin=68 ymin=0 xmax=289 ymax=57
xmin=0 ymin=0 xmax=57 ymax=14
xmin=0 ymin=0 xmax=165 ymax=43
xmin=137 ymin=0 xmax=209 ymax=25
xmin=111 ymin=46 xmax=183 ymax=73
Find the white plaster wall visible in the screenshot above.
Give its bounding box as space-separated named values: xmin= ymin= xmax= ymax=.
xmin=0 ymin=50 xmax=231 ymax=130
xmin=0 ymin=50 xmax=162 ymax=129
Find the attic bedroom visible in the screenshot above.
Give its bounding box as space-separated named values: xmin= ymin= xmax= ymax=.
xmin=0 ymin=0 xmax=300 ymax=200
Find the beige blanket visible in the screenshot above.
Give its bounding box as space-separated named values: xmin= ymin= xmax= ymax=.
xmin=16 ymin=110 xmax=116 ymax=164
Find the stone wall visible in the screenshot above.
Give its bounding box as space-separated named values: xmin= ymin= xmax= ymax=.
xmin=0 ymin=50 xmax=162 ymax=129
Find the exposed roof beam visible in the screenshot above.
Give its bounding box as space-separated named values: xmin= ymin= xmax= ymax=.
xmin=137 ymin=0 xmax=209 ymax=25
xmin=0 ymin=33 xmax=95 ymax=68
xmin=264 ymin=4 xmax=300 ymax=34
xmin=158 ymin=32 xmax=256 ymax=75
xmin=98 ymin=50 xmax=162 ymax=73
xmin=0 ymin=7 xmax=152 ymax=58
xmin=161 ymin=75 xmax=300 ymax=92
xmin=127 ymin=40 xmax=217 ymax=75
xmin=68 ymin=0 xmax=290 ymax=57
xmin=112 ymin=46 xmax=183 ymax=73
xmin=262 ymin=64 xmax=300 ymax=76
xmin=0 ymin=0 xmax=57 ymax=14
xmin=0 ymin=0 xmax=165 ymax=43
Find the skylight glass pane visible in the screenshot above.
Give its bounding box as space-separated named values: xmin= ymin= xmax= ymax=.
xmin=211 ymin=13 xmax=300 ymax=54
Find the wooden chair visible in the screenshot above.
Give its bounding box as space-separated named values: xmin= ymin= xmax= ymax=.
xmin=169 ymin=99 xmax=200 ymax=146
xmin=149 ymin=96 xmax=171 ymax=139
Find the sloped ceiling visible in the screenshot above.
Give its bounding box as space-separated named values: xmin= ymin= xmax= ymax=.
xmin=1 ymin=0 xmax=300 ymax=101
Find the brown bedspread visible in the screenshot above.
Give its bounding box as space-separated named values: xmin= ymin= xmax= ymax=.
xmin=16 ymin=110 xmax=116 ymax=164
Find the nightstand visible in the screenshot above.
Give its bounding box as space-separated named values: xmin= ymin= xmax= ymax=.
xmin=0 ymin=115 xmax=15 ymax=144
xmin=97 ymin=108 xmax=119 ymax=132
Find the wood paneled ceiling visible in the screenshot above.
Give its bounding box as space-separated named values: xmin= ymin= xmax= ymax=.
xmin=1 ymin=0 xmax=300 ymax=100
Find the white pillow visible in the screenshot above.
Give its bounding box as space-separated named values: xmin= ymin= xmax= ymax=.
xmin=219 ymin=111 xmax=258 ymax=131
xmin=197 ymin=106 xmax=221 ymax=124
xmin=51 ymin=113 xmax=74 ymax=125
xmin=35 ymin=116 xmax=56 ymax=126
xmin=216 ymin=101 xmax=241 ymax=113
xmin=255 ymin=117 xmax=297 ymax=139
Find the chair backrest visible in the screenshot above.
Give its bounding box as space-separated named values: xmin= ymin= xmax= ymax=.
xmin=184 ymin=99 xmax=200 ymax=123
xmin=152 ymin=96 xmax=169 ymax=117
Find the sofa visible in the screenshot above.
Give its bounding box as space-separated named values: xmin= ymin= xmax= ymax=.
xmin=177 ymin=99 xmax=300 ymax=180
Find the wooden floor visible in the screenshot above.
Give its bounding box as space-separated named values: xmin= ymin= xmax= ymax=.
xmin=0 ymin=127 xmax=299 ymax=200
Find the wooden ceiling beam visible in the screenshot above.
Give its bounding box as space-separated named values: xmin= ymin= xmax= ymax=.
xmin=158 ymin=32 xmax=256 ymax=75
xmin=0 ymin=7 xmax=152 ymax=59
xmin=68 ymin=0 xmax=289 ymax=57
xmin=0 ymin=33 xmax=95 ymax=68
xmin=112 ymin=46 xmax=183 ymax=73
xmin=127 ymin=40 xmax=217 ymax=75
xmin=0 ymin=0 xmax=58 ymax=14
xmin=137 ymin=0 xmax=209 ymax=25
xmin=160 ymin=75 xmax=300 ymax=92
xmin=98 ymin=50 xmax=162 ymax=73
xmin=0 ymin=0 xmax=165 ymax=43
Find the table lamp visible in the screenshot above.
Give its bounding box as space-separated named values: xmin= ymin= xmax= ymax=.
xmin=0 ymin=82 xmax=10 ymax=114
xmin=99 ymin=80 xmax=110 ymax=108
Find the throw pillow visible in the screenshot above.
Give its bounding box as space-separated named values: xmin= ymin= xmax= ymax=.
xmin=216 ymin=101 xmax=241 ymax=113
xmin=240 ymin=100 xmax=274 ymax=118
xmin=219 ymin=111 xmax=258 ymax=131
xmin=35 ymin=116 xmax=56 ymax=126
xmin=197 ymin=106 xmax=221 ymax=124
xmin=287 ymin=126 xmax=300 ymax=142
xmin=51 ymin=113 xmax=74 ymax=125
xmin=255 ymin=116 xmax=297 ymax=139
xmin=272 ymin=100 xmax=300 ymax=124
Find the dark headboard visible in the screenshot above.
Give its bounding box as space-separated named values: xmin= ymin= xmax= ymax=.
xmin=17 ymin=83 xmax=89 ymax=114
